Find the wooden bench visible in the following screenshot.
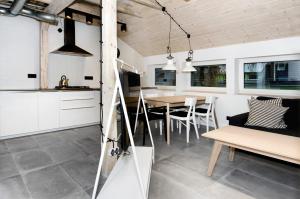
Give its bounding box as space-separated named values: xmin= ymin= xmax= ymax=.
xmin=202 ymin=126 xmax=300 ymax=176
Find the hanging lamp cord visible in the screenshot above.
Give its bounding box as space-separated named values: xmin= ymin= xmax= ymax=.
xmin=167 ymin=16 xmax=172 ymax=56
xmin=155 ymin=0 xmax=193 ymax=59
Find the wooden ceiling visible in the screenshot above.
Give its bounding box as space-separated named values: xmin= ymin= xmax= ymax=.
xmin=117 ymin=0 xmax=300 ymax=56
xmin=3 ymin=0 xmax=299 ymax=56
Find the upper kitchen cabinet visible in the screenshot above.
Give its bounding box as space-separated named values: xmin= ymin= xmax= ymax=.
xmin=0 ymin=17 xmax=39 ymax=89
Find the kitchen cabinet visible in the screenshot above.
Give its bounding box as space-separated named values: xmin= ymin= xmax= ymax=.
xmin=0 ymin=92 xmax=39 ymax=137
xmin=38 ymin=92 xmax=60 ymax=131
xmin=0 ymin=91 xmax=100 ymax=139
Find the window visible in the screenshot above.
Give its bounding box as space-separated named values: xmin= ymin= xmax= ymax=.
xmin=155 ymin=68 xmax=176 ymax=86
xmin=191 ymin=64 xmax=226 ymax=87
xmin=244 ymin=60 xmax=300 ymax=90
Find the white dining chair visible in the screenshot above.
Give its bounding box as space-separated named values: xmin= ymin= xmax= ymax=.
xmin=170 ymin=97 xmax=199 ymax=143
xmin=195 ymin=96 xmax=217 ymax=133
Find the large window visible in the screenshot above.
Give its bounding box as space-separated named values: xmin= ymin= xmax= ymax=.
xmin=191 ymin=64 xmax=226 ymax=87
xmin=244 ymin=60 xmax=300 ymax=90
xmin=155 ymin=68 xmax=176 ymax=86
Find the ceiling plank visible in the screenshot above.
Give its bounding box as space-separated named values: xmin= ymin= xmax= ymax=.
xmin=45 ymin=0 xmax=78 ymax=14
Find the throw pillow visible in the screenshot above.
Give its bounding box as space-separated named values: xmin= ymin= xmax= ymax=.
xmin=245 ymin=99 xmax=289 ymax=129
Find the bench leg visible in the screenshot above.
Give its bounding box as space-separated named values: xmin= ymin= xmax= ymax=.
xmin=229 ymin=147 xmax=235 ymax=162
xmin=207 ymin=141 xmax=222 ymax=176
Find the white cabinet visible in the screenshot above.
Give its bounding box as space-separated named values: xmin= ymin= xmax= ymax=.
xmin=0 ymin=92 xmax=39 ymax=137
xmin=0 ymin=91 xmax=100 ymax=138
xmin=59 ymin=91 xmax=99 ymax=127
xmin=38 ymin=92 xmax=60 ymax=131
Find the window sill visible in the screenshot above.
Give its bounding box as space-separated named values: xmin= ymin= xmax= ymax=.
xmin=238 ymin=89 xmax=300 ymax=98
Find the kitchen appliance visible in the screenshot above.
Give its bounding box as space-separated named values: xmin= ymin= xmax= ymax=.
xmin=55 ymin=86 xmax=91 ymax=90
xmin=50 ymin=18 xmax=93 ymax=57
xmin=58 ymin=75 xmax=69 ymax=88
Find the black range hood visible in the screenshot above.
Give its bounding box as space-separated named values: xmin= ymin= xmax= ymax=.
xmin=51 ymin=18 xmax=93 ymax=57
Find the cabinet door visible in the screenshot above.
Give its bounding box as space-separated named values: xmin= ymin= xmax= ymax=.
xmin=0 ymin=92 xmax=39 ymax=137
xmin=38 ymin=93 xmax=59 ymax=131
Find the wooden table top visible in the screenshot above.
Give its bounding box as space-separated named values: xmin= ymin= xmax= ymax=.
xmin=145 ymin=95 xmax=206 ymax=104
xmin=202 ymin=126 xmax=300 ymax=163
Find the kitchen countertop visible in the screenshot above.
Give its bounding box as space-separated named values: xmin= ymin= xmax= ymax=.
xmin=0 ymin=88 xmax=101 ymax=92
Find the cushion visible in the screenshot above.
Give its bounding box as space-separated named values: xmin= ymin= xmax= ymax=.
xmin=245 ymin=99 xmax=289 ymax=129
xmin=170 ymin=111 xmax=189 ymax=117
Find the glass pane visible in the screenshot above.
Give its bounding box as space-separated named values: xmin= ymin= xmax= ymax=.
xmin=191 ymin=64 xmax=226 ymax=87
xmin=155 ymin=68 xmax=176 ymax=86
xmin=244 ymin=60 xmax=300 ymax=90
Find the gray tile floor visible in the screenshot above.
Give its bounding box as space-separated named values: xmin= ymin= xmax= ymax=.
xmin=0 ymin=124 xmax=299 ymax=199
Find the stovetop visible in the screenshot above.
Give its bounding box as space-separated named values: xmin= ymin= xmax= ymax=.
xmin=55 ymin=86 xmax=91 ymax=90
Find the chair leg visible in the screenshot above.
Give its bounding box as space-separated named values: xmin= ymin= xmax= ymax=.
xmin=212 ymin=113 xmax=217 ymax=129
xmin=186 ymin=120 xmax=190 ymax=143
xmin=179 ymin=121 xmax=182 ymax=135
xmin=176 ymin=120 xmax=179 ymax=128
xmin=159 ymin=120 xmax=162 ymax=136
xmin=197 ymin=116 xmax=201 ymax=128
xmin=155 ymin=121 xmax=158 ymax=128
xmin=206 ymin=115 xmax=209 ymax=133
xmin=171 ymin=119 xmax=174 ymax=132
xmin=193 ymin=117 xmax=199 ymax=139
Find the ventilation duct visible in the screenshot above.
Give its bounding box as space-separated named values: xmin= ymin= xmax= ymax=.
xmin=0 ymin=0 xmax=58 ymax=25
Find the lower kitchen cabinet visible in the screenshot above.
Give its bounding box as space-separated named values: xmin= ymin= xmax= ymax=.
xmin=0 ymin=92 xmax=39 ymax=137
xmin=0 ymin=91 xmax=100 ymax=139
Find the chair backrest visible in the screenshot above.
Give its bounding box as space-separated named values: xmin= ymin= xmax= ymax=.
xmin=185 ymin=97 xmax=197 ymax=117
xmin=205 ymin=96 xmax=216 ymax=114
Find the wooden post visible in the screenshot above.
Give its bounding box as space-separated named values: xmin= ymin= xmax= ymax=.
xmin=102 ymin=0 xmax=118 ymax=177
xmin=40 ymin=22 xmax=49 ymax=89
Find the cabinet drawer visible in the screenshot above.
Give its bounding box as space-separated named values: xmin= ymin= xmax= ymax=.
xmin=61 ymin=99 xmax=95 ymax=110
xmin=60 ymin=107 xmax=98 ymax=127
xmin=60 ymin=91 xmax=95 ymax=100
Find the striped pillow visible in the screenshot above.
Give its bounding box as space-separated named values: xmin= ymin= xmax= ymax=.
xmin=245 ymin=99 xmax=289 ymax=129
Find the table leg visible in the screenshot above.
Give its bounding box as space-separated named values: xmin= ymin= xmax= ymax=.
xmin=166 ymin=103 xmax=170 ymax=145
xmin=229 ymin=147 xmax=235 ymax=161
xmin=207 ymin=141 xmax=222 ymax=176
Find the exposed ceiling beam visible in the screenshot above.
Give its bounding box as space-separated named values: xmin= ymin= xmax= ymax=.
xmin=45 ymin=0 xmax=77 ymax=14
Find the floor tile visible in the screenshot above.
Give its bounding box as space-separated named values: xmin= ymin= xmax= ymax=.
xmin=0 ymin=141 xmax=9 ymax=155
xmin=5 ymin=137 xmax=39 ymax=153
xmin=75 ymin=137 xmax=101 ymax=154
xmin=24 ymin=165 xmax=82 ymax=199
xmin=149 ymin=171 xmax=205 ymax=199
xmin=0 ymin=175 xmax=31 ymax=199
xmin=0 ymin=153 xmax=19 ymax=180
xmin=222 ymin=169 xmax=300 ymax=199
xmin=61 ymin=156 xmax=98 ymax=190
xmin=13 ymin=149 xmax=53 ymax=172
xmin=44 ymin=143 xmax=86 ymax=163
xmin=237 ymin=159 xmax=300 ymax=191
xmin=34 ymin=133 xmax=64 ymax=147
xmin=61 ymin=189 xmax=91 ymax=199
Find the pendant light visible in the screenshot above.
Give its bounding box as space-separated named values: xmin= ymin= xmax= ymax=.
xmin=163 ymin=17 xmax=176 ymax=71
xmin=182 ymin=34 xmax=196 ymax=72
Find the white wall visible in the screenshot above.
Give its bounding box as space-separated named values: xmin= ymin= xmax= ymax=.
xmin=143 ymin=37 xmax=300 ymax=127
xmin=48 ymin=21 xmax=100 ymax=88
xmin=0 ymin=16 xmax=40 ymax=89
xmin=117 ymin=38 xmax=144 ymax=73
xmin=0 ymin=16 xmax=142 ymax=89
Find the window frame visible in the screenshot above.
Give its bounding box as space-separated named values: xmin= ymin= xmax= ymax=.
xmin=238 ymin=54 xmax=300 ymax=96
xmin=186 ymin=59 xmax=227 ymax=93
xmin=153 ymin=64 xmax=177 ymax=89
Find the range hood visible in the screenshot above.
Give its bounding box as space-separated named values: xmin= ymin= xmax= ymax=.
xmin=51 ymin=18 xmax=93 ymax=57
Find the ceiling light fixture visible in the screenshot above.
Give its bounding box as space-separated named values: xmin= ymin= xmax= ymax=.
xmin=182 ymin=34 xmax=196 ymax=72
xmin=155 ymin=0 xmax=195 ymax=72
xmin=163 ymin=17 xmax=176 ymax=70
xmin=65 ymin=8 xmax=72 ymax=19
xmin=86 ymin=14 xmax=93 ymax=25
xmin=121 ymin=23 xmax=127 ymax=32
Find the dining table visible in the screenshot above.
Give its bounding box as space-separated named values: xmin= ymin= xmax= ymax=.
xmin=145 ymin=95 xmax=206 ymax=145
